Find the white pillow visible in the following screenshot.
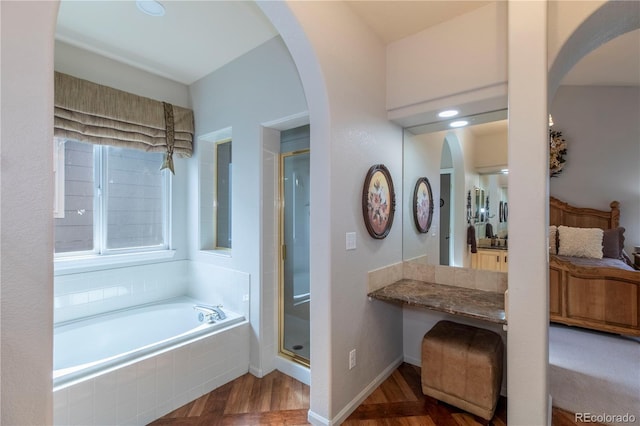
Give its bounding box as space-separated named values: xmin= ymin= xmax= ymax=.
xmin=557 ymin=225 xmax=603 ymax=259
xmin=549 ymin=225 xmax=557 ymax=254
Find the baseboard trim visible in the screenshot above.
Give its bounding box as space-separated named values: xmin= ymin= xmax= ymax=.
xmin=307 ymin=355 xmax=403 ymax=426
xmin=403 ymin=354 xmax=421 ymax=367
xmin=307 ymin=409 xmax=331 ymax=426
xmin=275 ymin=356 xmax=310 ymax=386
xmin=249 ymin=365 xmax=264 ymax=378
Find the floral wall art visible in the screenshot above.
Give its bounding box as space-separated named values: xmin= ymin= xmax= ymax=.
xmin=362 ymin=164 xmax=395 ymax=239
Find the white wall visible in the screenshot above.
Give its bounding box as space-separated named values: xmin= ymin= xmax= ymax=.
xmin=550 ymin=86 xmax=640 ymax=255
xmin=0 ymin=2 xmax=57 ymax=425
xmin=387 ymin=1 xmax=508 ymax=127
xmin=260 ymin=2 xmax=405 ymax=424
xmin=507 ymin=2 xmax=549 ymax=423
xmin=474 ymin=129 xmax=508 ymax=171
xmin=187 ymin=35 xmax=308 ymax=377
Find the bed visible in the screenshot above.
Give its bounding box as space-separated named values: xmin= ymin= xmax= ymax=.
xmin=549 ymin=196 xmax=640 ymax=336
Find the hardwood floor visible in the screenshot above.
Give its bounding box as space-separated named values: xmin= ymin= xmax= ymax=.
xmin=149 ymin=363 xmax=593 ymax=425
xmin=343 ymin=363 xmax=506 ymax=426
xmin=149 ymin=371 xmax=309 ymax=425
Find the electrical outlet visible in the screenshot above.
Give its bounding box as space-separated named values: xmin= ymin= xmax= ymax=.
xmin=349 ymin=349 xmax=356 ymax=370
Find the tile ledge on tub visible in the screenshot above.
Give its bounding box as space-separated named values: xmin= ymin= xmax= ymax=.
xmin=54 ymin=250 xmax=177 ymax=275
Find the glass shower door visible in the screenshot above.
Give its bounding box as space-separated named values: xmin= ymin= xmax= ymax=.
xmin=280 ymin=150 xmax=310 ymax=366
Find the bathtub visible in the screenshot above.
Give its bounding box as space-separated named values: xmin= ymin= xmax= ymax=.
xmin=53 ymin=296 xmax=245 ymax=390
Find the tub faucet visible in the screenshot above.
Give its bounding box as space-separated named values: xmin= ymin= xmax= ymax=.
xmin=193 ymin=304 xmax=226 ymax=323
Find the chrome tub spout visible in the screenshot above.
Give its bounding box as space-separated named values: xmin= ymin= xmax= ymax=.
xmin=193 ymin=304 xmax=226 ymax=323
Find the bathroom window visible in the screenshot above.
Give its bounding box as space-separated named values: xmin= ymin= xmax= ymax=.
xmin=54 ymin=139 xmax=171 ymax=256
xmin=214 ymin=139 xmax=232 ymax=249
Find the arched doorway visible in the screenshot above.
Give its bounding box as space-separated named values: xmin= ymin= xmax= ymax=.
xmin=546 ymin=0 xmax=640 ymax=419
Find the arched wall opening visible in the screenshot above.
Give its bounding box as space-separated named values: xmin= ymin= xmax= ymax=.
xmin=545 ymin=0 xmax=639 ymax=420
xmin=256 ymin=2 xmax=333 ymax=422
xmin=548 ymin=1 xmax=640 ymax=101
xmin=258 ymin=3 xmax=405 ymax=424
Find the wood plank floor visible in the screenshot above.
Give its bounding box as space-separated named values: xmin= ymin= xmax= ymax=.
xmin=148 ymin=363 xmax=595 ymax=425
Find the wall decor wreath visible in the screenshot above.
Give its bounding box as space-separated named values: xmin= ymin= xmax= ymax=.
xmin=549 ymin=129 xmax=567 ymax=177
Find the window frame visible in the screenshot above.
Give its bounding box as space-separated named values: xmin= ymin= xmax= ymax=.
xmin=53 ymin=138 xmax=66 ymax=219
xmin=54 ymin=140 xmax=174 ymax=269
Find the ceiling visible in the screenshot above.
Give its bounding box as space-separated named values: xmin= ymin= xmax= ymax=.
xmin=344 ymin=1 xmax=491 ymax=44
xmin=55 ymin=0 xmax=639 ymax=87
xmin=55 ymin=0 xmax=279 ymax=85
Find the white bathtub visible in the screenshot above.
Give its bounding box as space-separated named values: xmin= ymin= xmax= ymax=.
xmin=53 ymin=296 xmax=245 ymax=390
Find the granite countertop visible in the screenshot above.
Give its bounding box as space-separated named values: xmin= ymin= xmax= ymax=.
xmin=476 ymin=245 xmax=508 ymax=251
xmin=368 ymin=279 xmax=506 ymax=325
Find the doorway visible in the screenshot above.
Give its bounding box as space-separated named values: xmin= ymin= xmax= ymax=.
xmin=440 ymin=138 xmax=454 ymax=266
xmin=279 ymin=127 xmax=310 ymax=367
xmin=439 ymin=171 xmax=452 ymax=265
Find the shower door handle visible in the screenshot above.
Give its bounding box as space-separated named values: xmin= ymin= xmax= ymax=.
xmin=282 ymin=244 xmax=287 ymax=261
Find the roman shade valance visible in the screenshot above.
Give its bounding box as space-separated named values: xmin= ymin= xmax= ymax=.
xmin=54 ymin=71 xmax=194 ymax=173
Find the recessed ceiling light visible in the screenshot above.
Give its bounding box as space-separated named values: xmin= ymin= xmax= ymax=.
xmin=438 ymin=109 xmax=459 ymax=118
xmin=449 ymin=120 xmax=468 ymax=128
xmin=136 ymin=0 xmax=165 ymax=17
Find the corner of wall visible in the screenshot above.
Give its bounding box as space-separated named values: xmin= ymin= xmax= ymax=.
xmin=367 ymin=262 xmax=403 ymax=293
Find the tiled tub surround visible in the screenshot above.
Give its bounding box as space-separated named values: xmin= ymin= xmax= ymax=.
xmin=54 ymin=260 xmax=250 ymax=323
xmin=53 ymin=296 xmax=246 ymax=389
xmin=53 ymin=319 xmax=249 ymax=426
xmin=54 ymin=261 xmax=190 ymax=323
xmin=53 ymin=260 xmax=251 ymax=425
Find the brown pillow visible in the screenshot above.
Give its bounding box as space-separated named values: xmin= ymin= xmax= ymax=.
xmin=602 ymin=227 xmax=625 ymax=259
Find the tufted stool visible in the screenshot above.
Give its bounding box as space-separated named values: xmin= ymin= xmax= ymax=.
xmin=421 ymin=320 xmax=503 ymax=420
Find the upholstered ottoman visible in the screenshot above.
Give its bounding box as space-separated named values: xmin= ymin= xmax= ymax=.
xmin=421 ymin=320 xmax=503 ymax=420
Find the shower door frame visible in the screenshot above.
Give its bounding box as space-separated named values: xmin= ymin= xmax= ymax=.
xmin=278 ymin=148 xmax=311 ymax=367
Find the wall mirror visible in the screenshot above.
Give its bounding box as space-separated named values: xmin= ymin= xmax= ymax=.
xmin=402 ymin=110 xmax=508 ymax=268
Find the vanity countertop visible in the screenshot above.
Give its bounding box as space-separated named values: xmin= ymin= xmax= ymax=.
xmin=367 ymin=279 xmax=506 ymax=325
xmin=476 ymin=246 xmax=508 ymax=251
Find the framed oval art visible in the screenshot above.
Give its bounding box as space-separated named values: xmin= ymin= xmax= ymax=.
xmin=413 ymin=177 xmax=434 ymax=233
xmin=362 ymin=164 xmax=395 ymax=239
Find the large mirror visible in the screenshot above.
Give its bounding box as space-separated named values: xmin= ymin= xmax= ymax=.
xmin=402 ymin=110 xmax=508 ymax=268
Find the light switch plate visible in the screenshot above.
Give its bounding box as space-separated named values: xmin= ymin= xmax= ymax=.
xmin=346 ymin=232 xmax=356 ymax=250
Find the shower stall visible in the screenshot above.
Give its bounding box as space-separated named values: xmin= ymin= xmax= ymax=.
xmin=279 ymin=126 xmax=310 ymax=366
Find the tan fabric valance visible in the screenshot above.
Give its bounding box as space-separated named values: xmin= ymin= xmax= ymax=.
xmin=54 ymin=72 xmax=194 ymax=172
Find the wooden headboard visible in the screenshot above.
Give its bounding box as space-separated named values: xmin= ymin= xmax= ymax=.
xmin=549 ymin=196 xmax=620 ymax=229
